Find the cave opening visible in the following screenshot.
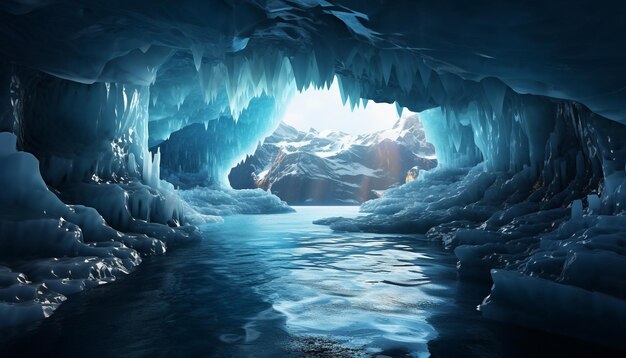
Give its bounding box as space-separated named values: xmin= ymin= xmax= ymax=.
xmin=227 ymin=78 xmax=438 ymax=205
xmin=1 ymin=2 xmax=626 ymax=357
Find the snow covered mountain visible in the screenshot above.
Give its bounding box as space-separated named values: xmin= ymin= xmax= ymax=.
xmin=229 ymin=114 xmax=436 ymax=204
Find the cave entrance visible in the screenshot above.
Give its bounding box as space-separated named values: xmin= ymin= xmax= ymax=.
xmin=228 ymin=80 xmax=437 ymax=205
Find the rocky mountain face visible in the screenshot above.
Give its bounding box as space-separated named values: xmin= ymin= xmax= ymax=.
xmin=229 ymin=114 xmax=437 ymax=204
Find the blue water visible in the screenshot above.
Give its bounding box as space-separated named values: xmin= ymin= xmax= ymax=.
xmin=1 ymin=207 xmax=621 ymax=357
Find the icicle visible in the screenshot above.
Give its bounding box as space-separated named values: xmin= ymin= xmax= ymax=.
xmin=395 ymin=102 xmax=404 ymax=118
xmin=482 ymin=78 xmax=507 ymax=117
xmin=417 ymin=60 xmax=431 ymax=87
xmin=152 ymin=148 xmax=161 ymax=189
xmin=191 ymin=44 xmax=204 ymax=72
xmin=571 ymin=199 xmax=583 ymax=218
xmin=336 ymin=76 xmax=349 ymax=106
xmin=142 ymin=147 xmax=152 ymax=186
xmin=128 ymin=153 xmax=137 ymax=176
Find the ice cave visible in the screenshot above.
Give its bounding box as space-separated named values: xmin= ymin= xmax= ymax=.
xmin=1 ymin=1 xmax=626 ymax=357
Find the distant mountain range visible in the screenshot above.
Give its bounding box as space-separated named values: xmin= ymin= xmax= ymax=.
xmin=229 ymin=114 xmax=437 ymax=204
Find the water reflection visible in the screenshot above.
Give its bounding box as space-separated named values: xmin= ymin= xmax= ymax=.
xmin=1 ymin=207 xmax=621 ymax=357
xmin=201 ymin=207 xmax=446 ymax=356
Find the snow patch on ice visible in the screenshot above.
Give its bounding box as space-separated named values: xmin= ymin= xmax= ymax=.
xmin=179 ymin=186 xmax=294 ymax=217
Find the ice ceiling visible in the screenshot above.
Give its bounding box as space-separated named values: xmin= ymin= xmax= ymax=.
xmin=1 ymin=0 xmax=626 ymax=348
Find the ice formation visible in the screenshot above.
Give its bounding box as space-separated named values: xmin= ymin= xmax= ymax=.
xmin=316 ymin=100 xmax=626 ymax=348
xmin=1 ymin=131 xmax=163 ymax=327
xmin=0 ymin=0 xmax=625 ymax=348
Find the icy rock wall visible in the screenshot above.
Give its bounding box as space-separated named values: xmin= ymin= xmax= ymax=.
xmin=418 ymin=89 xmax=586 ymax=175
xmin=11 ymin=71 xmax=196 ymax=231
xmin=17 ymin=72 xmax=148 ymax=186
xmin=477 ymin=104 xmax=626 ymax=348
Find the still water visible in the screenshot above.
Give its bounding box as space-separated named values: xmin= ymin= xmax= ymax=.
xmin=1 ymin=207 xmax=620 ymax=357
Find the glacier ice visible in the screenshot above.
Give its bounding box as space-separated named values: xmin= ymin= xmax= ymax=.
xmin=155 ymin=96 xmax=285 ymax=187
xmin=0 ymin=0 xmax=625 ymax=348
xmin=0 ymin=132 xmax=140 ymax=327
xmin=0 ymin=73 xmax=202 ymax=327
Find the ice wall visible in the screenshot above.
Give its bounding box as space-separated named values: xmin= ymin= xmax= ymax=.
xmin=419 ymin=108 xmax=482 ymax=168
xmin=156 ymin=96 xmax=283 ymax=187
xmin=17 ymin=71 xmax=147 ymax=185
xmin=11 ymin=70 xmax=197 ymax=230
xmin=0 ymin=131 xmax=166 ymax=328
xmin=152 ymin=93 xmax=295 ymax=216
xmin=0 ymin=67 xmax=206 ymax=327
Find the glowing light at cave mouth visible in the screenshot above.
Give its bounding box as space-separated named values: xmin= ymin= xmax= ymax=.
xmin=281 ymin=79 xmax=404 ymax=135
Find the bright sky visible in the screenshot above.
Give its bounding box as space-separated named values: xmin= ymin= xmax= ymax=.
xmin=281 ymin=80 xmax=400 ymax=134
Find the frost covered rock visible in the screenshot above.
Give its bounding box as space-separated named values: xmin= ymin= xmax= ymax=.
xmin=405 ymin=167 xmax=420 ymax=183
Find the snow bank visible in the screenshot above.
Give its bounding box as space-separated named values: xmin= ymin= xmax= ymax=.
xmin=179 ymin=186 xmax=293 ymax=217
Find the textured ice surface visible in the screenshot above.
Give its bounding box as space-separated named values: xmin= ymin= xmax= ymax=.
xmin=0 ymin=133 xmax=138 ymax=326
xmin=0 ymin=131 xmax=200 ymax=327
xmin=179 ymin=186 xmax=293 ymax=217
xmin=1 ymin=1 xmax=625 ymax=121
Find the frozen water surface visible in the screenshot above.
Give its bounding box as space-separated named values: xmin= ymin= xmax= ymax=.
xmin=1 ymin=207 xmax=622 ymax=357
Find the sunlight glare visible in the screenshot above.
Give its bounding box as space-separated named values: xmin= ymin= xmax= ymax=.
xmin=281 ymin=79 xmax=402 ymax=134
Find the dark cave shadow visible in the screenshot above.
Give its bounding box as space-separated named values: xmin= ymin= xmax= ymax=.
xmin=425 ymin=274 xmax=626 ymax=358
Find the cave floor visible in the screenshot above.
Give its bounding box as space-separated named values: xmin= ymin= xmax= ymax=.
xmin=1 ymin=207 xmax=622 ymax=357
